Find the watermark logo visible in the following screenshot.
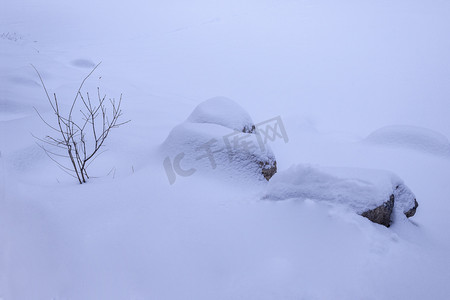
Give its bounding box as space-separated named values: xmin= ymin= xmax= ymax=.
xmin=163 ymin=115 xmax=288 ymax=185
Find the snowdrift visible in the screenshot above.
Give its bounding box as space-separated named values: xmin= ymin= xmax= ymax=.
xmin=364 ymin=125 xmax=450 ymax=157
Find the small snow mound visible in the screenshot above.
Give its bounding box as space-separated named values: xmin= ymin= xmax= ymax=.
xmin=187 ymin=96 xmax=255 ymax=132
xmin=364 ymin=125 xmax=450 ymax=157
xmin=0 ymin=99 xmax=33 ymax=121
xmin=9 ymin=76 xmax=39 ymax=87
xmin=71 ymin=59 xmax=96 ymax=69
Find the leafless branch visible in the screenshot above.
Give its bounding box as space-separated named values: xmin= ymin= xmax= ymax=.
xmin=32 ymin=63 xmax=129 ymax=184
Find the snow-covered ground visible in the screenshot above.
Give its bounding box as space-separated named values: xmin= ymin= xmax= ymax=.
xmin=1 ymin=0 xmax=450 ymax=299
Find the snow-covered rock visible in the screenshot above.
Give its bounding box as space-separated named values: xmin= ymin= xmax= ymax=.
xmin=187 ymin=96 xmax=256 ymax=133
xmin=161 ymin=97 xmax=277 ymax=183
xmin=263 ymin=164 xmax=418 ymax=227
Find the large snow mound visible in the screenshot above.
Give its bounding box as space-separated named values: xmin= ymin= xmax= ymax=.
xmin=264 ymin=164 xmax=416 ymax=215
xmin=161 ymin=98 xmax=276 ymax=184
xmin=187 ymin=96 xmax=255 ymax=133
xmin=364 ymin=125 xmax=450 ymax=157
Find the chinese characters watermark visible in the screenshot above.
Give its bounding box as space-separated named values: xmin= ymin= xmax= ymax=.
xmin=163 ymin=115 xmax=288 ymax=185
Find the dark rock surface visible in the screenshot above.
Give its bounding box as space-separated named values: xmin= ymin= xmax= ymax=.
xmin=260 ymin=160 xmax=277 ymax=181
xmin=361 ymin=195 xmax=395 ymax=227
xmin=405 ymin=199 xmax=419 ymax=218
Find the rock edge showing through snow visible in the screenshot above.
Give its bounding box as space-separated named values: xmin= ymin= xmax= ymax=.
xmin=161 ymin=97 xmax=277 ymax=183
xmin=263 ymin=164 xmax=418 ymax=227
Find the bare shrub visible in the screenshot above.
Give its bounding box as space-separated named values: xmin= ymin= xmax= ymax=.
xmin=32 ymin=63 xmax=129 ymax=183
